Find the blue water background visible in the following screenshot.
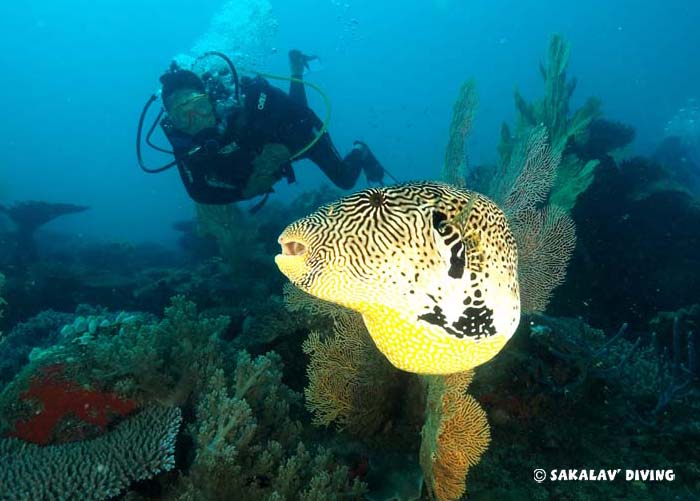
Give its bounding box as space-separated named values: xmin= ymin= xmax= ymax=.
xmin=1 ymin=0 xmax=698 ymax=244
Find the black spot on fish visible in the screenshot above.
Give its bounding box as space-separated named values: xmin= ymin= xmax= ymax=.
xmin=451 ymin=306 xmax=496 ymax=339
xmin=418 ymin=301 xmax=496 ymax=340
xmin=447 ymin=242 xmax=465 ymax=279
xmin=418 ymin=305 xmax=448 ymax=330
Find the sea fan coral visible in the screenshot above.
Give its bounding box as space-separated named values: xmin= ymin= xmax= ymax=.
xmin=420 ymin=371 xmax=491 ymax=501
xmin=511 ymin=206 xmax=576 ymax=313
xmin=302 ymin=310 xmax=401 ymax=435
xmin=442 ymin=80 xmax=478 ymax=187
xmin=285 ymin=284 xmax=404 ymax=436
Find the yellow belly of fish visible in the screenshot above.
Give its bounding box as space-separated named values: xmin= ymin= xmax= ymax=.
xmin=360 ymin=303 xmax=509 ymax=375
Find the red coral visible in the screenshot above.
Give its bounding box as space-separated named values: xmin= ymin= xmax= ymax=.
xmin=10 ymin=364 xmax=137 ymax=445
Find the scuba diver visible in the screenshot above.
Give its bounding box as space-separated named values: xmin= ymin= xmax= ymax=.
xmin=137 ymin=50 xmax=386 ymax=207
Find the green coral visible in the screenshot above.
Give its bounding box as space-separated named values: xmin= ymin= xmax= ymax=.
xmin=442 ymin=80 xmax=478 ymax=187
xmin=175 ymin=350 xmax=367 ymax=500
xmin=37 ymin=296 xmax=229 ymax=404
xmin=0 ymin=406 xmax=181 ymax=500
xmin=0 ymin=296 xmax=368 ymax=499
xmin=499 ymin=34 xmax=601 ymax=214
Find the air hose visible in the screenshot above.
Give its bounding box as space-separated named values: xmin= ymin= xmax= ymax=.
xmin=247 ymin=71 xmax=332 ymax=160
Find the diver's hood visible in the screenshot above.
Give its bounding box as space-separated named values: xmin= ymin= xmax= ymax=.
xmin=160 ymin=69 xmax=206 ymax=105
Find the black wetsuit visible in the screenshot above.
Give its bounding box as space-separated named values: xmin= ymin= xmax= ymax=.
xmin=161 ymin=76 xmax=379 ymax=204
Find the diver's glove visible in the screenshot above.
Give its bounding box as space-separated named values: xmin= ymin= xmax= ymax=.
xmin=289 ymin=49 xmax=319 ymax=76
xmin=353 ymin=141 xmax=385 ymax=183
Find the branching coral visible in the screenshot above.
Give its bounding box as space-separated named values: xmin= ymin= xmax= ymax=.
xmin=529 ymin=318 xmax=639 ymax=396
xmin=0 ymin=405 xmax=181 ymax=500
xmin=0 ymin=296 xmax=228 ymax=439
xmin=633 ymin=310 xmax=699 ymax=426
xmin=177 ymin=350 xmax=366 ymax=500
xmin=83 ymin=296 xmax=230 ymax=401
xmin=420 ymin=371 xmax=491 ymax=501
xmin=1 ymin=290 xmax=372 ymax=499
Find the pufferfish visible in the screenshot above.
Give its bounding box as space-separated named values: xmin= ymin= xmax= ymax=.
xmin=275 ymin=181 xmax=520 ymax=375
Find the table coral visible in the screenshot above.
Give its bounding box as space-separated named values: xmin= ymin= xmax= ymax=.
xmin=0 ymin=405 xmax=181 ymax=500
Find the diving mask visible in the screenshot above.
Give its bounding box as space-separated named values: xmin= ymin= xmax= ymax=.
xmin=167 ymin=90 xmax=216 ymax=135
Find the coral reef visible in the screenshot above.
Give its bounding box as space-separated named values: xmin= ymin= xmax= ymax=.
xmin=10 ymin=363 xmax=138 ymax=445
xmin=468 ymin=314 xmax=700 ymax=499
xmin=498 ymin=34 xmax=601 ymax=214
xmin=301 ymin=302 xmax=402 ymax=435
xmin=2 ymin=28 xmax=699 ymax=501
xmin=420 ymin=372 xmax=490 ymax=501
xmin=570 ymin=118 xmax=635 ymax=162
xmin=0 ymin=405 xmax=181 ymax=500
xmin=442 ymin=80 xmax=478 ymax=187
xmin=173 ymin=350 xmax=367 ymax=500
xmin=285 ymin=284 xmax=411 ymax=436
xmin=0 ymin=310 xmax=74 ymax=385
xmin=549 ymin=154 xmax=700 ymax=330
xmin=0 ymin=296 xmax=368 ymax=499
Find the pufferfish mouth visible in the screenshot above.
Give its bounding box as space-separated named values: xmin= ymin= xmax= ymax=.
xmin=278 ymin=236 xmax=307 ymax=257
